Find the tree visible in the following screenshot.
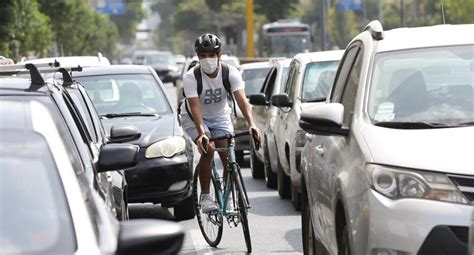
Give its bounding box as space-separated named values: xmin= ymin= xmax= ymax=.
xmin=254 ymin=0 xmax=299 ymax=22
xmin=0 ymin=0 xmax=52 ymax=60
xmin=110 ymin=1 xmax=146 ymax=44
xmin=38 ymin=0 xmax=119 ymax=58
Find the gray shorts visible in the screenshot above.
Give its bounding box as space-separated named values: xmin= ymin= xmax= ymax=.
xmin=180 ymin=114 xmax=234 ymax=142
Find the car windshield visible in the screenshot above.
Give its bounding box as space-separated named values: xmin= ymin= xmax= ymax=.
xmin=368 ymin=45 xmax=474 ymax=126
xmin=301 ymin=61 xmax=339 ymax=101
xmin=0 ymin=127 xmax=76 ymax=254
xmin=144 ymin=54 xmax=174 ymax=65
xmin=242 ymin=67 xmax=272 ymax=95
xmin=268 ymin=35 xmax=310 ymax=58
xmin=75 ymin=74 xmax=172 ymax=116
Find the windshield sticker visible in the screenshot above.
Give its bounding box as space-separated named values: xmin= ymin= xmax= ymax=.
xmin=374 ymin=102 xmax=395 ymax=122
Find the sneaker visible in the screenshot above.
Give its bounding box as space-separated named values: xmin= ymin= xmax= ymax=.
xmin=201 ymin=195 xmax=219 ymax=213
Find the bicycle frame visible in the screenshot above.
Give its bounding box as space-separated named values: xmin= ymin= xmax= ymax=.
xmin=211 ymin=137 xmax=238 ymax=216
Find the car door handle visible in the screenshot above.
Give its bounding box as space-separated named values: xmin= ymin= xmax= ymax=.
xmin=315 ymin=145 xmax=325 ymax=155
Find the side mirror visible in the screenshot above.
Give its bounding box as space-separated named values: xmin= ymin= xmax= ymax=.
xmin=98 ymin=144 xmax=139 ymax=172
xmin=117 ymin=219 xmax=185 ymax=255
xmin=110 ymin=125 xmax=141 ymax=143
xmin=299 ymin=103 xmax=348 ymax=136
xmin=248 ymin=93 xmax=268 ymax=106
xmin=271 ymin=93 xmax=293 ymax=108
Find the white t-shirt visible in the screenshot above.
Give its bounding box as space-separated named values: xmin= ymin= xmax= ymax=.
xmin=180 ymin=63 xmax=244 ymax=118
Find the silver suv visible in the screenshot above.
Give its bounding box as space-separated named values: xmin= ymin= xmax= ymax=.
xmin=300 ymin=21 xmax=474 ymax=255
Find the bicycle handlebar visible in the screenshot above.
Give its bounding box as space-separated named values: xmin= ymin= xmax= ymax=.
xmin=202 ymin=129 xmax=261 ymax=151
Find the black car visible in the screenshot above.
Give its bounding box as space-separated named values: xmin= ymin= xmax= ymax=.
xmin=0 ymin=69 xmax=184 ymax=254
xmin=133 ymin=50 xmax=181 ymax=86
xmin=0 ymin=64 xmax=138 ymax=221
xmin=73 ymin=65 xmax=195 ymax=221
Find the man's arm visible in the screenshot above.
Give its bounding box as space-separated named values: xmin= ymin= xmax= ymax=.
xmin=188 ymin=97 xmax=208 ymax=153
xmin=233 ymin=89 xmax=260 ymax=144
xmin=233 ymin=89 xmax=255 ymax=128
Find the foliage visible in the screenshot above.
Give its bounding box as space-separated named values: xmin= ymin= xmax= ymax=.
xmin=38 ymin=0 xmax=119 ymax=58
xmin=0 ymin=0 xmax=52 ymax=60
xmin=254 ymin=0 xmax=300 ymax=22
xmin=110 ymin=1 xmax=147 ymax=44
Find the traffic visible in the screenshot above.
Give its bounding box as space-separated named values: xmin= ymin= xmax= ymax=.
xmin=1 ymin=1 xmax=474 ymax=255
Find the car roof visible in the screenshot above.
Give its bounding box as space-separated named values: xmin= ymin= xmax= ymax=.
xmin=0 ymin=77 xmax=50 ymax=95
xmin=293 ymin=50 xmax=345 ymax=65
xmin=72 ymin=65 xmax=153 ymax=77
xmin=240 ymin=61 xmax=274 ymax=70
xmin=365 ymin=24 xmax=474 ymax=52
xmin=20 ymin=56 xmax=111 ymax=66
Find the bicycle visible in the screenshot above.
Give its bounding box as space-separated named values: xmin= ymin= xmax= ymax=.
xmin=192 ymin=130 xmax=259 ymax=254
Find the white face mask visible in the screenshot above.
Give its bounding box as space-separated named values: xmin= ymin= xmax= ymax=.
xmin=199 ymin=57 xmax=219 ymax=74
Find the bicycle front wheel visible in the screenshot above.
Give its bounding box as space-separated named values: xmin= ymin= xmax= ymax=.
xmin=232 ymin=164 xmax=252 ymax=253
xmin=192 ymin=164 xmax=223 ymax=247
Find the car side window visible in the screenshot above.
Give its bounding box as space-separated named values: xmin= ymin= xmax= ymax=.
xmin=263 ymin=68 xmax=277 ymax=101
xmin=330 ymin=43 xmax=361 ymax=102
xmin=288 ymin=61 xmax=300 ymax=100
xmin=61 ymin=90 xmax=94 ymax=155
xmin=284 ymin=61 xmax=297 ymax=94
xmin=337 ymin=45 xmax=363 ymax=128
xmin=67 ymin=88 xmax=98 ymax=143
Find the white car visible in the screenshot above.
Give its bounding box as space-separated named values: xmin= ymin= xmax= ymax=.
xmin=19 ymin=53 xmax=111 ymax=67
xmin=300 ymin=21 xmax=474 ymax=255
xmin=271 ymin=50 xmax=343 ymax=209
xmin=248 ymin=58 xmax=291 ymax=187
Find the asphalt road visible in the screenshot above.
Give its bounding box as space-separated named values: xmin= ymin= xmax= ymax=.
xmin=128 ymin=82 xmax=303 ymax=254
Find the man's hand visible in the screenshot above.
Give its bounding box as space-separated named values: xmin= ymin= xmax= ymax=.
xmin=196 ymin=133 xmax=209 ymax=154
xmin=249 ymin=126 xmax=261 ymax=150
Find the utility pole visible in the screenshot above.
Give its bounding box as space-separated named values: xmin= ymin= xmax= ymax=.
xmin=246 ymin=0 xmax=254 ymax=57
xmin=400 ymin=0 xmax=404 ymax=27
xmin=321 ymin=0 xmax=328 ymax=50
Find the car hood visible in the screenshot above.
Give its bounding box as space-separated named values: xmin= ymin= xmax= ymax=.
xmin=362 ymin=125 xmax=474 ymax=175
xmin=102 ymin=114 xmax=177 ymax=147
xmin=150 ymin=63 xmax=177 ymax=71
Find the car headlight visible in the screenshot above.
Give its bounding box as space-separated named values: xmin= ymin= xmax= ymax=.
xmin=367 ymin=164 xmax=469 ymax=204
xmin=145 ymin=137 xmax=186 ymax=159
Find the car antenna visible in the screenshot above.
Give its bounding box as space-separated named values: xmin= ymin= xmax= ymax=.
xmin=440 ymin=2 xmax=446 ymax=24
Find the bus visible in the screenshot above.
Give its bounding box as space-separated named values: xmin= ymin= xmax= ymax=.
xmin=259 ymin=19 xmax=312 ymax=58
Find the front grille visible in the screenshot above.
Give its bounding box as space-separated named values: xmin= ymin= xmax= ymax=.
xmin=448 ymin=174 xmax=474 ymax=202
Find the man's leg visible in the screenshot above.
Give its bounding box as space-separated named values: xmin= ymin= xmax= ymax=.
xmin=198 ymin=132 xmax=215 ymax=193
xmin=214 ymin=139 xmax=229 ymax=183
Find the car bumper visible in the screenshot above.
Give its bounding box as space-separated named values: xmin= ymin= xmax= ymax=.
xmin=362 ymin=190 xmax=469 ymax=254
xmin=125 ymin=152 xmax=192 ymax=206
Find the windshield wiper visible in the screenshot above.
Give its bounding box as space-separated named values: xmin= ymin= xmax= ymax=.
xmin=374 ymin=121 xmax=453 ymax=129
xmin=100 ymin=112 xmax=159 ymax=119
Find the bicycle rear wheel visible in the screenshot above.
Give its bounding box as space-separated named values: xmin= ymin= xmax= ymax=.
xmin=232 ymin=164 xmax=252 ymax=253
xmin=192 ymin=164 xmax=223 ymax=247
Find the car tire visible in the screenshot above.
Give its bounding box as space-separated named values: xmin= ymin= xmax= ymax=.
xmin=291 ymin=184 xmax=302 ymax=211
xmin=174 ymin=195 xmax=195 ymax=221
xmin=277 ymin=161 xmax=291 ymax=199
xmin=263 ymin=140 xmax=277 ymax=189
xmin=250 ymin=147 xmax=265 ymax=179
xmin=235 ymin=150 xmax=245 ymax=166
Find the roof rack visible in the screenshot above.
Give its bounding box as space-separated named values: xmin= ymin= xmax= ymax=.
xmin=0 ymin=62 xmax=82 ymax=86
xmin=363 ymin=20 xmax=384 ymax=41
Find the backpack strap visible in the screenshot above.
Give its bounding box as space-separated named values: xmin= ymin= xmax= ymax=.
xmin=220 ymin=62 xmax=238 ymax=117
xmin=193 ymin=65 xmax=203 ymax=96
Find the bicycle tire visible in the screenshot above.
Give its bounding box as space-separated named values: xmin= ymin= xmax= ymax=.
xmin=232 ymin=164 xmax=252 ymax=253
xmin=192 ymin=164 xmax=223 ymax=247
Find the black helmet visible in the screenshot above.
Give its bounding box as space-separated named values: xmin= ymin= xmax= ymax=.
xmin=194 ymin=33 xmax=222 ymax=53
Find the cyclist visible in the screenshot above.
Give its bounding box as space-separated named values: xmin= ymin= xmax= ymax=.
xmin=180 ymin=33 xmax=260 ymax=213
